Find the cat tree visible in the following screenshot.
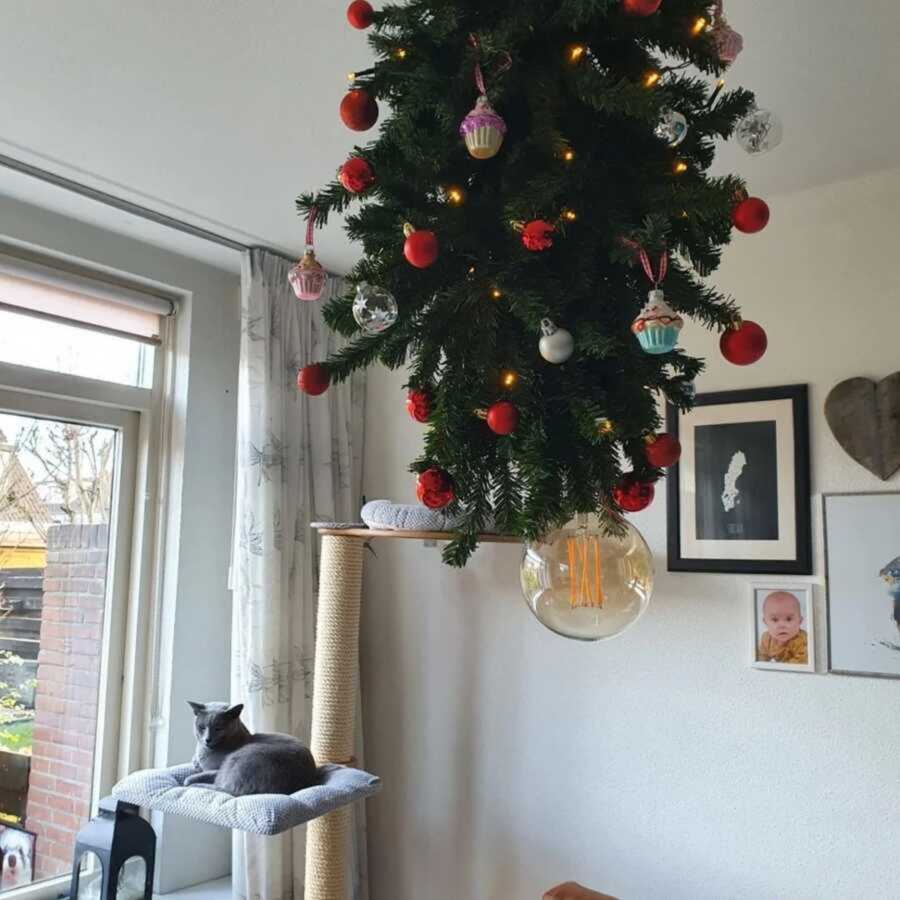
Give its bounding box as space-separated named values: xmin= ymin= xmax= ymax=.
xmin=305 ymin=527 xmax=517 ymax=900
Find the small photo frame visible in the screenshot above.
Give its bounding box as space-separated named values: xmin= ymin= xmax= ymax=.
xmin=750 ymin=583 xmax=816 ymax=673
xmin=0 ymin=823 xmax=36 ymax=891
xmin=667 ymin=385 xmax=812 ymax=575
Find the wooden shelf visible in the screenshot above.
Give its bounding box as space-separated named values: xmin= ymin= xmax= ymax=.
xmin=316 ymin=527 xmax=520 ymax=544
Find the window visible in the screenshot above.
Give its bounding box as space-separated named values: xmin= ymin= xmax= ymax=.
xmin=0 ymin=254 xmax=173 ymax=389
xmin=0 ymin=255 xmax=169 ymax=898
xmin=0 ymin=309 xmax=154 ymax=388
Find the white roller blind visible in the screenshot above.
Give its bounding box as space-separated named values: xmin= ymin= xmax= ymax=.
xmin=0 ymin=254 xmax=174 ymax=345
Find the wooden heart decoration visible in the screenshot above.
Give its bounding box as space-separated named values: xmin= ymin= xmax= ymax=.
xmin=825 ymin=373 xmax=900 ymax=481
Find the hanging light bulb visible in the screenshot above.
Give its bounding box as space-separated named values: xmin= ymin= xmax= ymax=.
xmin=520 ymin=515 xmax=654 ymax=641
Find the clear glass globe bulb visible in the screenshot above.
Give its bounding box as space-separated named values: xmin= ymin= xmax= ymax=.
xmin=520 ymin=517 xmax=654 ymax=641
xmin=736 ymin=108 xmax=783 ymax=155
xmin=353 ymin=283 xmax=398 ymax=334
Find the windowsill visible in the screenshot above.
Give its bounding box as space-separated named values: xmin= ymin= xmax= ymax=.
xmin=157 ymin=876 xmax=232 ymax=899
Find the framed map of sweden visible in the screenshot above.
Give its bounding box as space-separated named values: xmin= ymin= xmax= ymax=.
xmin=667 ymin=386 xmax=812 ymax=574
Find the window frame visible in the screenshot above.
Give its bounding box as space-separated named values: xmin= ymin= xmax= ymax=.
xmin=0 ymin=290 xmax=174 ymax=900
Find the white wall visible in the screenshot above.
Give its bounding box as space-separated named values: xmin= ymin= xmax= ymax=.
xmin=0 ymin=197 xmax=240 ymax=892
xmin=359 ymin=167 xmax=900 ymax=900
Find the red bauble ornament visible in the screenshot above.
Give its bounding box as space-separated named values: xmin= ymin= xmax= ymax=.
xmin=404 ymin=228 xmax=439 ymax=268
xmin=732 ymin=197 xmax=770 ymax=234
xmin=406 ymin=390 xmax=431 ymax=423
xmin=720 ymin=320 xmax=768 ymax=366
xmin=621 ymin=0 xmax=662 ymax=17
xmin=613 ymin=474 xmax=655 ymax=513
xmin=346 ymin=0 xmax=374 ymax=29
xmin=522 ymin=220 xmax=555 ymax=252
xmin=486 ymin=401 xmax=519 ymax=436
xmin=339 ymin=157 xmax=375 ymax=194
xmin=416 ymin=467 xmax=454 ymax=510
xmin=297 ymin=364 xmax=330 ymax=396
xmin=645 ymin=433 xmax=682 ymax=468
xmin=340 ymin=89 xmax=379 ymax=132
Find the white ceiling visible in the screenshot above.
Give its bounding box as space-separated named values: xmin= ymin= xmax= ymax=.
xmin=0 ymin=0 xmax=898 ymax=273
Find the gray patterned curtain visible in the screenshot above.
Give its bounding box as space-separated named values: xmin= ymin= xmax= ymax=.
xmin=232 ymin=248 xmax=367 ymax=899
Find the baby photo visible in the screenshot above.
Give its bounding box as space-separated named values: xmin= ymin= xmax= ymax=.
xmin=751 ymin=584 xmax=815 ymax=673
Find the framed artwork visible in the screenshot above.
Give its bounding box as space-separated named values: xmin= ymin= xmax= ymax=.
xmin=0 ymin=824 xmax=36 ymax=890
xmin=824 ymin=492 xmax=900 ymax=679
xmin=667 ymin=385 xmax=811 ymax=574
xmin=750 ymin=582 xmax=816 ymax=673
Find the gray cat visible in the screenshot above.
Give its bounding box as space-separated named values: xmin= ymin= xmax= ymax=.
xmin=184 ymin=701 xmax=319 ymax=796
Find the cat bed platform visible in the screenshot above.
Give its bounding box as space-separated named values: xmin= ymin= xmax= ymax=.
xmin=111 ymin=763 xmax=381 ymax=836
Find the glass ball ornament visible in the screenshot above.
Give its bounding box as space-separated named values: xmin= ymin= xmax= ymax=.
xmin=352 ymin=282 xmax=398 ymax=334
xmin=539 ymin=318 xmax=574 ymax=364
xmin=735 ymin=108 xmax=783 ymax=155
xmin=520 ymin=516 xmax=654 ymax=642
xmin=654 ymin=108 xmax=689 ymax=148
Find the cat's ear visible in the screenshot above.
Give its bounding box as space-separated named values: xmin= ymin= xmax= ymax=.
xmin=187 ymin=701 xmax=206 ymax=715
xmin=226 ymin=703 xmax=244 ymax=720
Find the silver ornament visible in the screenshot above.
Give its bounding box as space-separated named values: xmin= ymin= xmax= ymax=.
xmin=654 ymin=108 xmax=689 ymax=148
xmin=353 ymin=282 xmax=398 ymax=334
xmin=735 ymin=107 xmax=783 ymax=155
xmin=539 ymin=318 xmax=574 ymax=364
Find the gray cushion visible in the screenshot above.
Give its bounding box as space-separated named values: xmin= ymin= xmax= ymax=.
xmin=111 ymin=763 xmax=381 ymax=836
xmin=361 ymin=499 xmax=496 ymax=532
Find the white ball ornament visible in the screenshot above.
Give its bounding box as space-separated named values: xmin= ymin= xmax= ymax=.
xmin=539 ymin=318 xmax=574 ymax=364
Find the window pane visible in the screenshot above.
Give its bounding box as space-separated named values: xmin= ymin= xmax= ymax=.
xmin=0 ymin=412 xmax=116 ymax=892
xmin=0 ymin=309 xmax=154 ymax=388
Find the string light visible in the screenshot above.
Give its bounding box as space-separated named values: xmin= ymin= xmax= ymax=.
xmin=445 ymin=185 xmax=466 ymax=206
xmin=490 ymin=287 xmax=503 ymax=300
xmin=596 ymin=418 xmax=616 ymax=437
xmin=643 ymin=70 xmax=662 ymax=89
xmin=347 ymin=72 xmax=356 ymax=82
xmin=566 ymin=44 xmax=587 ymax=64
xmin=562 ymin=209 xmax=578 ymax=222
xmin=561 ymin=148 xmax=576 ymax=162
xmin=467 ymin=265 xmax=477 ymax=275
xmin=691 ymin=16 xmax=708 ymax=36
xmin=393 ymin=47 xmax=408 ymax=60
xmin=707 ymin=78 xmax=726 ymax=108
xmin=673 ymin=160 xmax=689 ymax=175
xmin=501 ymin=370 xmax=519 ymax=389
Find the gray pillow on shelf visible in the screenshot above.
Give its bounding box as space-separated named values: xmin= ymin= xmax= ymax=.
xmin=112 ymin=763 xmax=381 ymax=836
xmin=361 ymin=499 xmax=495 ymax=533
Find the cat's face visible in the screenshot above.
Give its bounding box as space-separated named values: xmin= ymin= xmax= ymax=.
xmin=189 ymin=701 xmax=244 ymax=748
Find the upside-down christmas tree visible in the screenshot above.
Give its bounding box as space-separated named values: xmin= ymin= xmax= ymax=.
xmin=296 ymin=0 xmax=778 ymax=569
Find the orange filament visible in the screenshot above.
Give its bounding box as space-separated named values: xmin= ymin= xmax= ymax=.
xmin=567 ymin=534 xmax=605 ymax=609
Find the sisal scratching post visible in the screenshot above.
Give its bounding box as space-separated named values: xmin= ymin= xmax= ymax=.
xmin=305 ymin=534 xmax=365 ymax=900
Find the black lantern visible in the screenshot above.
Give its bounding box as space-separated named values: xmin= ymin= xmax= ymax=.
xmin=69 ymin=797 xmax=155 ymax=899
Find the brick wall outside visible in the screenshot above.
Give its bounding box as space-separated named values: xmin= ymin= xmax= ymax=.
xmin=25 ymin=524 xmax=108 ymax=881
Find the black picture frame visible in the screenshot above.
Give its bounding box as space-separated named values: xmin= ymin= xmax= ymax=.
xmin=666 ymin=384 xmax=812 ymax=575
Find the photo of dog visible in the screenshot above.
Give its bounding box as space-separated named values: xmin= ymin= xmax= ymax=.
xmin=0 ymin=824 xmax=35 ymax=890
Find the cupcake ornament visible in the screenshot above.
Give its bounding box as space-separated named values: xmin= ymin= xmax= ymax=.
xmin=624 ymin=242 xmax=683 ymax=355
xmin=460 ymin=95 xmax=507 ymax=160
xmin=631 ymin=290 xmax=684 ymax=355
xmin=459 ymin=35 xmax=509 ymax=160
